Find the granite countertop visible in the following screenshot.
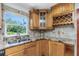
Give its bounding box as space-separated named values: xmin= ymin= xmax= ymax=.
xmin=4 ymin=40 xmax=31 ymax=48
xmin=0 ymin=38 xmax=75 ymax=50
xmin=0 ymin=40 xmax=31 ymax=50
xmin=49 ymin=38 xmax=75 ymax=45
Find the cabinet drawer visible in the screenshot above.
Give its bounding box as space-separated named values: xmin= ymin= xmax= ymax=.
xmin=8 ymin=50 xmax=24 ymax=56
xmin=18 ymin=45 xmax=25 ymax=51
xmin=5 ymin=46 xmax=19 ymax=55
xmin=5 ymin=44 xmax=25 ymax=55
xmin=24 ymin=42 xmax=36 ymax=48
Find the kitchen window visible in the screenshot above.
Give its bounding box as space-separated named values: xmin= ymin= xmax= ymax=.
xmin=3 ymin=11 xmax=29 ymax=37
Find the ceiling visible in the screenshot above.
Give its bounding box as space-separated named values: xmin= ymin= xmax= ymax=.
xmin=4 ymin=3 xmax=57 ymax=14
xmin=26 ymin=3 xmax=57 ymax=9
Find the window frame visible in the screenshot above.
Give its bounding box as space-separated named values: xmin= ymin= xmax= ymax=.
xmin=3 ymin=11 xmax=29 ymax=37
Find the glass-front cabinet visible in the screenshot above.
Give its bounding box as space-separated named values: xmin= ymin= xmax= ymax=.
xmin=29 ymin=9 xmax=53 ymax=30
xmin=39 ymin=10 xmax=47 ymax=29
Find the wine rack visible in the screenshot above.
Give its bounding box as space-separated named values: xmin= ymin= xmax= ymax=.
xmin=53 ymin=13 xmax=73 ymax=25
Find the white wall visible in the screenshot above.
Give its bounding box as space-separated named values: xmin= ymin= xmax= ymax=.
xmin=0 ymin=3 xmax=4 ymax=49
xmin=4 ymin=3 xmax=28 ymax=13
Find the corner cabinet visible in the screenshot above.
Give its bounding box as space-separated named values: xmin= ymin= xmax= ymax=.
xmin=29 ymin=9 xmax=53 ymax=30
xmin=0 ymin=4 xmax=2 ymax=29
xmin=39 ymin=40 xmax=49 ymax=56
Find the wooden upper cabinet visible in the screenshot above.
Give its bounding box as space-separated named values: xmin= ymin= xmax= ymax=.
xmin=0 ymin=4 xmax=2 ymax=29
xmin=51 ymin=4 xmax=63 ymax=16
xmin=46 ymin=12 xmax=53 ymax=29
xmin=63 ymin=3 xmax=74 ymax=13
xmin=51 ymin=3 xmax=74 ymax=17
xmin=29 ymin=9 xmax=53 ymax=30
xmin=29 ymin=9 xmax=39 ymax=29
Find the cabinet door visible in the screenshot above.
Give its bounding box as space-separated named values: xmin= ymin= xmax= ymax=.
xmin=0 ymin=4 xmax=2 ymax=29
xmin=5 ymin=46 xmax=19 ymax=55
xmin=49 ymin=41 xmax=65 ymax=56
xmin=65 ymin=44 xmax=74 ymax=56
xmin=52 ymin=4 xmax=63 ymax=16
xmin=56 ymin=5 xmax=63 ymax=16
xmin=46 ymin=13 xmax=53 ymax=29
xmin=49 ymin=41 xmax=57 ymax=56
xmin=52 ymin=6 xmax=57 ymax=16
xmin=57 ymin=42 xmax=65 ymax=56
xmin=5 ymin=44 xmax=25 ymax=56
xmin=39 ymin=40 xmax=49 ymax=56
xmin=30 ymin=10 xmax=39 ymax=29
xmin=24 ymin=42 xmax=38 ymax=56
xmin=63 ymin=3 xmax=74 ymax=13
xmin=9 ymin=50 xmax=24 ymax=56
xmin=36 ymin=41 xmax=41 ymax=55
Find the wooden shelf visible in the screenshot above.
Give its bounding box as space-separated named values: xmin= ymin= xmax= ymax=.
xmin=53 ymin=22 xmax=73 ymax=26
xmin=53 ymin=11 xmax=73 ymax=17
xmin=53 ymin=13 xmax=73 ymax=26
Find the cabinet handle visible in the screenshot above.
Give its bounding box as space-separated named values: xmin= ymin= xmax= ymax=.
xmin=25 ymin=45 xmax=36 ymax=49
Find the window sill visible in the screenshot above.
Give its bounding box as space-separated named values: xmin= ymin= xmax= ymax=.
xmin=4 ymin=34 xmax=29 ymax=38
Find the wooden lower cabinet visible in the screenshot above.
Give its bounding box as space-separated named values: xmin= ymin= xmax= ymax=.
xmin=49 ymin=41 xmax=65 ymax=56
xmin=56 ymin=42 xmax=65 ymax=56
xmin=49 ymin=41 xmax=57 ymax=56
xmin=5 ymin=45 xmax=25 ymax=56
xmin=24 ymin=46 xmax=37 ymax=56
xmin=24 ymin=42 xmax=38 ymax=56
xmin=39 ymin=40 xmax=49 ymax=56
xmin=65 ymin=44 xmax=74 ymax=56
xmin=5 ymin=40 xmax=65 ymax=56
xmin=9 ymin=50 xmax=24 ymax=56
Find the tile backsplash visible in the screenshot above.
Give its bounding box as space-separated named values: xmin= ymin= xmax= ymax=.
xmin=28 ymin=24 xmax=76 ymax=42
xmin=2 ymin=24 xmax=76 ymax=45
xmin=45 ymin=25 xmax=76 ymax=40
xmin=29 ymin=30 xmax=40 ymax=40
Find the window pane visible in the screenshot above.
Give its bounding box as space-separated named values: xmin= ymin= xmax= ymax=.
xmin=3 ymin=11 xmax=29 ymax=36
xmin=7 ymin=25 xmax=26 ymax=35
